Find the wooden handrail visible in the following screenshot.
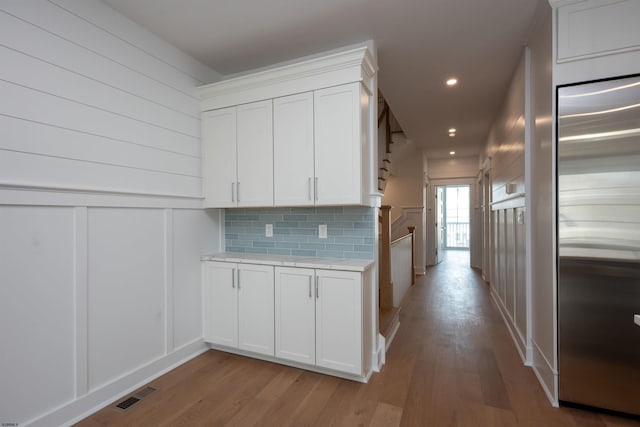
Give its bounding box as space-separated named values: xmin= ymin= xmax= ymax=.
xmin=379 ymin=205 xmax=393 ymax=310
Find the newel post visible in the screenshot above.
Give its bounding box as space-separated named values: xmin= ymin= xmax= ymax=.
xmin=408 ymin=226 xmax=415 ymax=285
xmin=379 ymin=205 xmax=393 ymax=309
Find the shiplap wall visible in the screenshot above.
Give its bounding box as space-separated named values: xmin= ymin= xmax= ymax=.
xmin=0 ymin=1 xmax=222 ymax=425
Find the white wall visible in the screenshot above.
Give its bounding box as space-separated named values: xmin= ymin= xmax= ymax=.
xmin=424 ymin=156 xmax=480 ymax=266
xmin=427 ymin=156 xmax=479 ymax=180
xmin=382 ymin=144 xmax=427 ymax=274
xmin=0 ymin=1 xmax=222 ymax=425
xmin=481 ymin=0 xmax=555 ymax=405
xmin=483 ymin=52 xmax=529 ymax=364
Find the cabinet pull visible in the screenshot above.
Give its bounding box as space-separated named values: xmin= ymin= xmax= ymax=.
xmin=237 ymin=182 xmax=240 ymax=203
xmin=315 ymin=275 xmax=319 ymax=299
xmin=308 ymin=276 xmax=312 ymax=298
xmin=308 ymin=177 xmax=312 ymax=201
xmin=314 ymin=177 xmax=318 ymax=201
xmin=231 ymin=182 xmax=235 ymax=202
xmin=232 ymin=268 xmax=236 ymax=288
xmin=237 ymin=269 xmax=241 ymax=289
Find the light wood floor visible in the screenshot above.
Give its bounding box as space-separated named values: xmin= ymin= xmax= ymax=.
xmin=76 ymin=251 xmax=640 ymax=426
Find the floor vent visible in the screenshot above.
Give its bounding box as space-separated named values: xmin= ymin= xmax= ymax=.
xmin=115 ymin=386 xmax=158 ymax=411
xmin=115 ymin=396 xmax=140 ymax=411
xmin=134 ymin=386 xmax=157 ymax=399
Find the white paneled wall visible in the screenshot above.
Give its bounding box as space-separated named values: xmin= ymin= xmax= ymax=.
xmin=485 ymin=52 xmax=530 ymax=363
xmin=0 ymin=0 xmax=219 ymax=196
xmin=482 ymin=1 xmax=554 ymax=406
xmin=0 ymin=207 xmax=76 ymax=422
xmin=0 ymin=1 xmax=222 ymax=425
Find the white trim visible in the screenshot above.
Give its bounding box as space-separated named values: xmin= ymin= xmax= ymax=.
xmin=164 ymin=209 xmax=174 ymax=354
xmin=532 ymin=339 xmax=560 ymax=407
xmin=490 ymin=290 xmax=530 ymax=364
xmin=198 ymin=46 xmax=377 ymax=111
xmin=524 ymin=45 xmax=535 ymax=370
xmin=205 ymin=345 xmax=371 ymax=383
xmin=27 ymin=340 xmax=209 ymax=427
xmin=373 ymin=335 xmax=385 ymax=372
xmin=0 ymin=183 xmax=203 ymax=208
xmin=73 ymin=207 xmax=89 ymax=398
xmin=384 ymin=320 xmax=400 ymax=351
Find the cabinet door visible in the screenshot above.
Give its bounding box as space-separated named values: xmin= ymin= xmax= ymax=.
xmin=238 ymin=264 xmax=275 ymax=356
xmin=236 ymin=100 xmax=274 ymax=207
xmin=274 ymin=92 xmax=315 ymax=206
xmin=202 ymin=107 xmax=237 ymax=208
xmin=202 ymin=261 xmax=238 ymax=347
xmin=275 ymin=267 xmax=315 ymax=364
xmin=314 ymin=83 xmax=362 ymax=205
xmin=315 ymin=269 xmax=362 ymax=375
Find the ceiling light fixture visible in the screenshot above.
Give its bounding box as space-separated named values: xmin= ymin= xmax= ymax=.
xmin=449 ymin=133 xmax=455 ymax=137
xmin=448 ymin=128 xmax=456 ymax=133
xmin=449 ymin=151 xmax=456 ymax=155
xmin=446 ymin=78 xmax=458 ymax=86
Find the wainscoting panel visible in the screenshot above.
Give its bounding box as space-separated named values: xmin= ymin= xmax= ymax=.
xmin=0 ymin=206 xmax=77 ymax=423
xmin=87 ymin=208 xmax=167 ymax=391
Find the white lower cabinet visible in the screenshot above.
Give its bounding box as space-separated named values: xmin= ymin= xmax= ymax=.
xmin=275 ymin=267 xmax=362 ymax=375
xmin=202 ymin=261 xmax=274 ymax=356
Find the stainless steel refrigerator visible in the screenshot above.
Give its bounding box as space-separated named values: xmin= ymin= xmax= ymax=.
xmin=558 ymin=74 xmax=640 ymax=416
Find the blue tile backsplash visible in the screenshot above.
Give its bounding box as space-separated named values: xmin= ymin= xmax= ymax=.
xmin=225 ymin=207 xmax=375 ymax=259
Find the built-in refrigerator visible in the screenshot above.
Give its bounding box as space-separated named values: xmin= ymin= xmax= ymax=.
xmin=558 ymin=74 xmax=640 ymax=416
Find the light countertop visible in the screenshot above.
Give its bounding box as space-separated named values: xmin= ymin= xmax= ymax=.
xmin=201 ymin=252 xmax=373 ymax=272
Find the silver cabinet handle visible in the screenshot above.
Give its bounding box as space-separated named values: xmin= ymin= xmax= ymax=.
xmin=237 ymin=269 xmax=241 ymax=289
xmin=232 ymin=268 xmax=236 ymax=288
xmin=314 ymin=177 xmax=318 ymax=201
xmin=315 ymin=275 xmax=319 ymax=299
xmin=231 ymin=182 xmax=235 ymax=202
xmin=308 ymin=177 xmax=312 ymax=201
xmin=308 ymin=276 xmax=312 ymax=298
xmin=237 ymin=182 xmax=240 ymax=203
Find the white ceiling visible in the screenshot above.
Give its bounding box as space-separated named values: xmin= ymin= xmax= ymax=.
xmin=103 ymin=0 xmax=541 ymax=159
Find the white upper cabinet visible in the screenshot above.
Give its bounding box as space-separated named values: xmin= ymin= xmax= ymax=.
xmin=273 ymin=92 xmax=315 ymax=206
xmin=236 ymin=100 xmax=273 ymax=207
xmin=202 ymin=107 xmax=236 ymax=208
xmin=198 ymin=45 xmax=377 ymax=208
xmin=202 ymin=100 xmax=274 ymax=208
xmin=314 ymin=83 xmax=364 ymax=206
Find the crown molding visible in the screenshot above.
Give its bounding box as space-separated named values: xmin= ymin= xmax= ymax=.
xmin=198 ymin=46 xmax=377 ymax=111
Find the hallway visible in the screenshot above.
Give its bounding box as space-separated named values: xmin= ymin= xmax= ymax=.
xmin=77 ymin=254 xmax=639 ymax=426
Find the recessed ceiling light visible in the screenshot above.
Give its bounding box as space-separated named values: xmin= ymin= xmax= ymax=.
xmin=448 ymin=128 xmax=456 ymax=133
xmin=446 ymin=78 xmax=458 ymax=86
xmin=449 ymin=151 xmax=456 ymax=155
xmin=449 ymin=133 xmax=455 ymax=137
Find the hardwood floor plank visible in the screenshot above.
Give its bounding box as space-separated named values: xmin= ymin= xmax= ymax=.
xmin=369 ymin=402 xmax=403 ymax=427
xmin=76 ymin=251 xmax=640 ymax=427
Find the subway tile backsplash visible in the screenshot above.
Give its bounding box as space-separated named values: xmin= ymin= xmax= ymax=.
xmin=225 ymin=207 xmax=375 ymax=259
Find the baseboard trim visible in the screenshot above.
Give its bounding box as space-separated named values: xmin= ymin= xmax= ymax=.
xmin=27 ymin=340 xmax=208 ymax=427
xmin=206 ymin=344 xmax=370 ymax=383
xmin=532 ymin=339 xmax=559 ymax=407
xmin=489 ymin=290 xmax=528 ymax=364
xmin=384 ymin=319 xmax=400 ymax=351
xmin=374 ymin=333 xmax=386 ymax=372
